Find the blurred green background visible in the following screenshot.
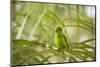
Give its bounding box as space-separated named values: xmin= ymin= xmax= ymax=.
xmin=11 ymin=1 xmax=96 ymax=65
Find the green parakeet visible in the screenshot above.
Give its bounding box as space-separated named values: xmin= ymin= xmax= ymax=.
xmin=55 ymin=25 xmax=69 ymax=51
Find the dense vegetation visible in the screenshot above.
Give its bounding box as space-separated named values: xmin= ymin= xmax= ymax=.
xmin=11 ymin=1 xmax=96 ymax=66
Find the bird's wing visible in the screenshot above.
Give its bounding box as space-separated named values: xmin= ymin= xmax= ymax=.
xmin=63 ymin=33 xmax=69 ymax=49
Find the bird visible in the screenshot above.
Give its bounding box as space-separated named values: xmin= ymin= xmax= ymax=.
xmin=55 ymin=25 xmax=69 ymax=51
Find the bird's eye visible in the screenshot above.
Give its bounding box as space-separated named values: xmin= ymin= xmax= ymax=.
xmin=55 ymin=30 xmax=57 ymax=32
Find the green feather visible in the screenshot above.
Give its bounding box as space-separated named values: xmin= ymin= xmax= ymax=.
xmin=55 ymin=25 xmax=69 ymax=50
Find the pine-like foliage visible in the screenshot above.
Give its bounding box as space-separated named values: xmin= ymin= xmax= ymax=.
xmin=11 ymin=1 xmax=96 ymax=66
